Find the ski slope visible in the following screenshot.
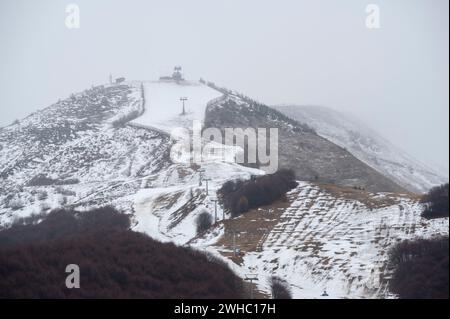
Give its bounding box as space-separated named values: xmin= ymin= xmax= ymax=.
xmin=131 ymin=161 xmax=263 ymax=245
xmin=131 ymin=81 xmax=223 ymax=133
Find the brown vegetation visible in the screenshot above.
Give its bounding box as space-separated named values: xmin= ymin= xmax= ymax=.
xmin=269 ymin=276 xmax=292 ymax=299
xmin=388 ymin=236 xmax=449 ymax=299
xmin=421 ymin=183 xmax=449 ymax=219
xmin=218 ymin=169 xmax=297 ymax=217
xmin=0 ymin=207 xmax=244 ymax=299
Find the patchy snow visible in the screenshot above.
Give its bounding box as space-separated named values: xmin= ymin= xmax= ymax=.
xmin=129 ymin=158 xmax=448 ymax=299
xmin=208 ymin=183 xmax=449 ymax=299
xmin=130 ymin=161 xmax=264 ymax=245
xmin=274 ymin=105 xmax=448 ymax=193
xmin=0 ymin=83 xmax=170 ymax=226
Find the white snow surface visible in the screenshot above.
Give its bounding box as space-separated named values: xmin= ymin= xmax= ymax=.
xmin=131 ymin=161 xmax=263 ymax=244
xmin=131 ymin=81 xmax=223 ymax=133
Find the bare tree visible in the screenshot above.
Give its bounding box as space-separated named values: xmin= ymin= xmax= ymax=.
xmin=269 ymin=276 xmax=292 ymax=299
xmin=196 ymin=211 xmax=212 ymax=235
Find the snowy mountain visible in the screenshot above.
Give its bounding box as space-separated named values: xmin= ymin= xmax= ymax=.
xmin=273 ymin=105 xmax=448 ymax=194
xmin=206 ymin=94 xmax=405 ymax=193
xmin=0 ymin=78 xmax=447 ymax=299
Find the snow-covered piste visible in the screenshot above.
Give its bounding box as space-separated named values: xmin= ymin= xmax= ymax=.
xmin=131 ymin=81 xmax=223 ymax=133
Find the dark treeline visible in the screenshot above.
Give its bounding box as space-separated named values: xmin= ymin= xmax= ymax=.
xmin=205 ymin=80 xmax=314 ymax=133
xmin=218 ymin=169 xmax=298 ymax=217
xmin=27 ymin=174 xmax=80 ymax=186
xmin=0 ymin=207 xmax=244 ymax=298
xmin=421 ymin=183 xmax=449 ymax=219
xmin=0 ymin=206 xmax=129 ymax=248
xmin=388 ymin=236 xmax=448 ymax=299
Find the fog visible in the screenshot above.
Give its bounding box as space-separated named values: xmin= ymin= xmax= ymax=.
xmin=0 ymin=0 xmax=448 ymax=173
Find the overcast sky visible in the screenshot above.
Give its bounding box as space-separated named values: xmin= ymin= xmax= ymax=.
xmin=0 ymin=0 xmax=448 ymax=173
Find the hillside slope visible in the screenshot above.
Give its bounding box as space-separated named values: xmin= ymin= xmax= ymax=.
xmin=205 ymin=94 xmax=406 ymax=193
xmin=0 ymin=83 xmax=171 ymax=224
xmin=273 ymin=105 xmax=448 ymax=193
xmin=192 ymin=182 xmax=449 ymax=298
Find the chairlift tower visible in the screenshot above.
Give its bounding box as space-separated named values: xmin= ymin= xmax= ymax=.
xmin=204 ymin=178 xmax=211 ymax=195
xmin=198 ymin=169 xmax=205 ymax=186
xmin=226 ymin=229 xmax=240 ymax=257
xmin=211 ymin=198 xmax=219 ymax=223
xmin=245 ymin=274 xmax=259 ymax=299
xmin=180 ymin=97 xmax=188 ymax=115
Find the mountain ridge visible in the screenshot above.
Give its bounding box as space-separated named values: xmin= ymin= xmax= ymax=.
xmin=273 ymin=104 xmax=448 ymax=193
xmin=204 ymin=92 xmax=406 ymax=193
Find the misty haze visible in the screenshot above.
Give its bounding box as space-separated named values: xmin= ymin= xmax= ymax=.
xmin=0 ymin=0 xmax=448 ymax=302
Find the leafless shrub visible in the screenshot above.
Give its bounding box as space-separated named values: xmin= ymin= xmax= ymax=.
xmin=196 ymin=211 xmax=213 ymax=235
xmin=269 ymin=276 xmax=292 ymax=299
xmin=388 ymin=236 xmax=448 ymax=299
xmin=421 ymin=183 xmax=449 ymax=219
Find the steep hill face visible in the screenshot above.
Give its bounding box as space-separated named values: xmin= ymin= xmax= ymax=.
xmin=205 ymin=94 xmax=406 ymax=193
xmin=273 ymin=105 xmax=448 ymax=193
xmin=0 ymin=80 xmax=261 ymax=231
xmin=0 ymin=83 xmax=171 ymax=224
xmin=198 ymin=182 xmax=448 ymax=299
